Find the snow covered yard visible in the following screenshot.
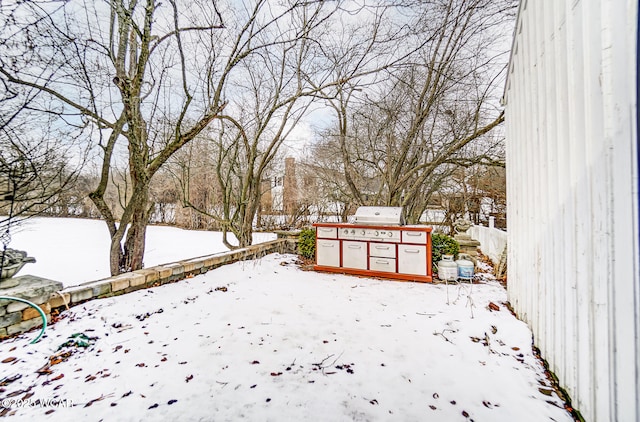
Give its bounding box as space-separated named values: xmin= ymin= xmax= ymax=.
xmin=0 ymin=253 xmax=572 ymax=421
xmin=6 ymin=217 xmax=276 ymax=286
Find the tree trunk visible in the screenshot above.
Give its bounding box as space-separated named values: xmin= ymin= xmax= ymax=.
xmin=108 ymin=234 xmax=125 ymax=276
xmin=238 ymin=222 xmax=253 ymax=248
xmin=122 ymin=203 xmax=150 ymax=272
xmin=106 ymin=181 xmax=151 ymax=275
xmin=237 ymin=193 xmax=258 ymax=248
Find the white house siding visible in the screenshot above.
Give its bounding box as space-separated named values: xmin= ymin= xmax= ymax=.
xmin=503 ymin=1 xmax=639 ymax=421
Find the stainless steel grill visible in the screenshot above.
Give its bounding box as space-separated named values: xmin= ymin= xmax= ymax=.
xmin=314 ymin=205 xmax=432 ymax=282
xmin=353 ymin=206 xmax=405 ymax=226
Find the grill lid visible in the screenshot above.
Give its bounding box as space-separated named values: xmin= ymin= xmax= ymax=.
xmin=353 ymin=206 xmax=405 ymax=225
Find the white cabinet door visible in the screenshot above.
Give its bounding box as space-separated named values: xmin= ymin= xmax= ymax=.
xmin=398 ymin=245 xmax=427 ymax=275
xmin=342 ymin=241 xmax=367 ymax=270
xmin=316 ymin=239 xmax=340 ymax=267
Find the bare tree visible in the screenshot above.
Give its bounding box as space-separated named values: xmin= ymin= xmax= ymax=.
xmin=176 ymin=2 xmax=356 ymax=249
xmin=0 ymin=0 xmax=87 ymax=242
xmin=170 ymin=137 xmax=222 ymax=230
xmin=0 ymin=0 xmax=345 ymax=273
xmin=0 ymin=96 xmax=87 ymax=279
xmin=314 ymin=0 xmax=514 ymax=223
xmin=301 ymin=136 xmax=359 ymax=222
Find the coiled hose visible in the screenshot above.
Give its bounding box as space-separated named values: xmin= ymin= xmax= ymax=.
xmin=0 ymin=296 xmax=46 ymax=344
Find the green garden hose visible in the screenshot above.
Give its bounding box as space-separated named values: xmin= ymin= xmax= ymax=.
xmin=0 ymin=296 xmax=46 ymax=344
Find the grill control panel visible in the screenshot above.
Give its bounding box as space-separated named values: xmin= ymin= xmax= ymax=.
xmin=338 ymin=228 xmax=401 ymax=243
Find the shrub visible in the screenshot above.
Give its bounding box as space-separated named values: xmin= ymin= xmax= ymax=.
xmin=298 ymin=228 xmax=316 ymax=259
xmin=431 ymin=233 xmax=460 ymax=272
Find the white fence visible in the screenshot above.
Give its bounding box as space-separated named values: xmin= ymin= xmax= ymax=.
xmin=467 ymin=225 xmax=506 ymax=268
xmin=503 ymin=1 xmax=639 ymax=421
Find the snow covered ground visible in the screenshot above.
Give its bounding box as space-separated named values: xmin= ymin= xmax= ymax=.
xmin=1 ymin=252 xmax=572 ymax=421
xmin=6 ymin=217 xmax=276 ymax=286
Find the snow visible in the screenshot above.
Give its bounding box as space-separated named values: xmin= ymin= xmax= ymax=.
xmin=6 ymin=217 xmax=277 ymax=286
xmin=0 ymin=219 xmax=573 ymax=421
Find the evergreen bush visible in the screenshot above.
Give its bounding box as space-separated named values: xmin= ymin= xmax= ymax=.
xmin=431 ymin=233 xmax=460 ymax=272
xmin=298 ymin=228 xmax=316 ymax=259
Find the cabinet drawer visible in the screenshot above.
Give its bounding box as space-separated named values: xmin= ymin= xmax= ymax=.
xmin=402 ymin=230 xmax=428 ymax=244
xmin=369 ymin=243 xmax=396 ymax=258
xmin=369 ymin=257 xmax=396 ymax=273
xmin=316 ymin=227 xmax=337 ymax=239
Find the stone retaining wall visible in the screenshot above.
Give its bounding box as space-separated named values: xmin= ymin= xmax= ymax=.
xmin=1 ymin=238 xmax=298 ymax=340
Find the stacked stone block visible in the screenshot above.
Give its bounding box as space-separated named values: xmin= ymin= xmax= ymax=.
xmin=0 ymin=275 xmax=63 ymax=338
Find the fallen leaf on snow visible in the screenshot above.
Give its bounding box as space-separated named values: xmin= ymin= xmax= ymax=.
xmin=84 ymin=394 xmax=110 ymax=407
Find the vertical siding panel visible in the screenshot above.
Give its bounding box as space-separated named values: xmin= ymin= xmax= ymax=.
xmin=505 ymin=36 xmax=517 ymax=308
xmin=513 ymin=17 xmax=524 ymax=320
xmin=519 ymin=8 xmax=529 ymax=326
xmin=530 ymin=0 xmax=546 ymax=358
xmin=521 ymin=6 xmax=534 ymax=326
xmin=541 ymin=1 xmax=554 ymax=363
xmin=555 ymin=0 xmax=581 ymax=404
xmin=566 ymin=0 xmax=594 ymax=413
xmin=547 ymin=0 xmax=558 ymax=384
xmin=542 ymin=0 xmax=559 ymax=378
xmin=583 ymin=1 xmax=612 ymax=420
xmin=602 ymin=0 xmax=640 ymax=419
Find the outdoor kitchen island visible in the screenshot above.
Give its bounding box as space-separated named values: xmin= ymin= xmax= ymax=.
xmin=313 ymin=207 xmax=433 ymax=282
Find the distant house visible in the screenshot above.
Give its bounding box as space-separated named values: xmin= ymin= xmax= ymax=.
xmin=260 ymin=157 xmax=297 ymax=215
xmin=503 ymin=1 xmax=639 ymax=421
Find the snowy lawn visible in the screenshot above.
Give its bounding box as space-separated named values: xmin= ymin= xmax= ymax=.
xmin=6 ymin=217 xmax=276 ymax=286
xmin=0 ymin=253 xmax=572 ymax=421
